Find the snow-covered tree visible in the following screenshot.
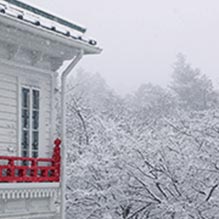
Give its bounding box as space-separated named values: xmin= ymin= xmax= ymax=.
xmin=170 ymin=53 xmax=215 ymax=110
xmin=122 ymin=110 xmax=219 ymax=218
xmin=65 ymin=70 xmax=129 ymax=219
xmin=64 ymin=58 xmax=219 ymax=219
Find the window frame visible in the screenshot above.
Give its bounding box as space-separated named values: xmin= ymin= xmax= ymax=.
xmin=20 ymin=85 xmax=40 ymax=158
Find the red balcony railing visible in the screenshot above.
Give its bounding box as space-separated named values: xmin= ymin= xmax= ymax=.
xmin=0 ymin=138 xmax=61 ymax=183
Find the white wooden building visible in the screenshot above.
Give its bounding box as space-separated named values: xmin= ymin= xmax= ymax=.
xmin=0 ymin=0 xmax=101 ymax=218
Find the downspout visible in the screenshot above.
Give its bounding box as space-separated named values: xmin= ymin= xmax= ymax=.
xmin=60 ymin=50 xmax=84 ymax=219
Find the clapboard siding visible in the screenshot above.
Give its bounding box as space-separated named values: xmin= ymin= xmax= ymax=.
xmin=0 ymin=134 xmax=17 ymax=144
xmin=0 ymin=127 xmax=16 ymax=136
xmin=0 ymin=96 xmax=16 ymax=106
xmin=0 ymin=111 xmax=17 ymax=121
xmin=0 ymin=73 xmax=17 ymax=83
xmin=0 ymin=73 xmax=17 ymax=155
xmin=0 ymin=143 xmax=16 ymax=149
xmin=0 ymin=68 xmax=54 ymax=157
xmin=0 ymin=80 xmax=17 ymax=91
xmin=0 ymin=88 xmax=17 ymax=99
xmin=0 ymin=120 xmax=16 ymax=129
xmin=0 ymin=105 xmax=17 ymax=114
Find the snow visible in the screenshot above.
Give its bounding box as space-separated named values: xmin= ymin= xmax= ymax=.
xmin=59 ymin=55 xmax=219 ymax=219
xmin=0 ymin=0 xmax=97 ymax=44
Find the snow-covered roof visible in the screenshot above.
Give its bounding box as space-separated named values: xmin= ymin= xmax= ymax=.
xmin=0 ymin=0 xmax=100 ymax=50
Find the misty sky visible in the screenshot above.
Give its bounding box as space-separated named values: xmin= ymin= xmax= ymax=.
xmin=23 ymin=0 xmax=219 ymax=94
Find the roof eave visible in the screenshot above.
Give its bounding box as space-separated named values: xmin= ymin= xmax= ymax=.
xmin=0 ymin=13 xmax=102 ymax=56
xmin=3 ymin=0 xmax=86 ymax=33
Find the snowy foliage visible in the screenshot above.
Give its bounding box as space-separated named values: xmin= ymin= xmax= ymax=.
xmin=63 ymin=56 xmax=219 ymax=219
xmin=171 ymin=53 xmax=216 ymax=110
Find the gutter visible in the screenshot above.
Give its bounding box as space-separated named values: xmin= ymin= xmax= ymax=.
xmin=60 ymin=50 xmax=84 ymax=219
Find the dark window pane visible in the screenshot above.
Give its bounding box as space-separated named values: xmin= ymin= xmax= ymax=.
xmin=32 ymin=151 xmax=38 ymax=158
xmin=22 ymin=88 xmax=30 ymax=108
xmin=22 ymin=109 xmax=29 ymax=129
xmin=32 ymin=111 xmax=39 ymax=130
xmin=22 ymin=160 xmax=28 ymax=166
xmin=22 ymin=150 xmax=29 ymax=158
xmin=22 ymin=130 xmax=29 ymax=149
xmin=32 ymin=131 xmax=39 ymax=150
xmin=33 ymin=90 xmax=40 ymax=110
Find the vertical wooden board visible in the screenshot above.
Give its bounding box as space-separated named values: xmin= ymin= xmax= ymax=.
xmin=39 ymin=76 xmax=52 ymax=157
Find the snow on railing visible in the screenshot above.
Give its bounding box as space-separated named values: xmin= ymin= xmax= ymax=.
xmin=0 ymin=138 xmax=61 ymax=183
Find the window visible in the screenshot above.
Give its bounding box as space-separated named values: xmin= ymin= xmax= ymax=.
xmin=21 ymin=87 xmax=40 ymax=158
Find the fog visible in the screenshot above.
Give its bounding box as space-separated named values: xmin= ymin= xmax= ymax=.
xmin=23 ymin=0 xmax=219 ymax=94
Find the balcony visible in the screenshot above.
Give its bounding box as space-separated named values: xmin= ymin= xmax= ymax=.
xmin=0 ymin=138 xmax=61 ymax=183
xmin=0 ymin=139 xmax=61 ymax=219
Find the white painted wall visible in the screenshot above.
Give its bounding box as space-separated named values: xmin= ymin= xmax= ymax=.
xmin=0 ymin=72 xmax=17 ymax=156
xmin=0 ymin=59 xmax=56 ymax=158
xmin=0 ymin=183 xmax=60 ymax=219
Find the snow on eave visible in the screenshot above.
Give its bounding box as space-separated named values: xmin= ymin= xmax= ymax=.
xmin=3 ymin=0 xmax=86 ymax=33
xmin=0 ymin=0 xmax=102 ymax=54
xmin=0 ymin=12 xmax=102 ymax=55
